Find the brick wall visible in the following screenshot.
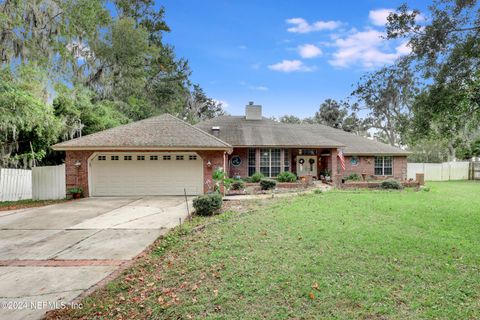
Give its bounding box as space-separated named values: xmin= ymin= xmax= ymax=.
xmin=65 ymin=150 xmax=93 ymax=196
xmin=227 ymin=148 xmax=337 ymax=179
xmin=196 ymin=150 xmax=226 ymax=193
xmin=342 ymin=156 xmax=407 ymax=180
xmin=227 ymin=148 xmax=248 ymax=178
xmin=64 ymin=149 xmax=227 ymax=197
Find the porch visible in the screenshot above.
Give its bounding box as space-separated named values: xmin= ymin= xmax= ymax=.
xmin=227 ymin=147 xmax=339 ymax=180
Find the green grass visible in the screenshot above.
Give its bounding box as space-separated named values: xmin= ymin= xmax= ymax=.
xmin=52 ymin=182 xmax=480 ymax=319
xmin=0 ymin=198 xmax=66 ymax=210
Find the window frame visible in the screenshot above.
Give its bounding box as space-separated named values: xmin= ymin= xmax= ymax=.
xmin=374 ymin=156 xmax=393 ymax=176
xmin=248 ymin=148 xmax=256 ymax=176
xmin=284 ymin=149 xmax=290 ymax=172
xmin=259 ymin=148 xmax=282 ymax=178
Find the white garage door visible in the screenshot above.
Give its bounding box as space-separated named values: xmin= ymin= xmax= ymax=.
xmin=90 ymin=153 xmax=203 ymax=196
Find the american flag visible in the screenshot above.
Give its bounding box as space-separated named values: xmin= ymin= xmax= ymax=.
xmin=338 ymin=149 xmax=345 ymax=171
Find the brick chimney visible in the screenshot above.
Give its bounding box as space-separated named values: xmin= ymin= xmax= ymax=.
xmin=245 ymin=101 xmax=262 ymax=120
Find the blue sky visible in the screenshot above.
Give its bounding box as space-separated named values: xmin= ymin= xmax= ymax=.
xmin=159 ymin=0 xmax=429 ymax=118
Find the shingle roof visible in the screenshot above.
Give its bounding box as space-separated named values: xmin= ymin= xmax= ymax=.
xmin=195 ymin=116 xmax=410 ymax=155
xmin=195 ymin=116 xmax=344 ymax=148
xmin=52 ymin=114 xmax=232 ymax=151
xmin=292 ymin=123 xmax=411 ymax=155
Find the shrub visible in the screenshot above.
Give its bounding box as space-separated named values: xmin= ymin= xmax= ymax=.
xmin=193 ymin=193 xmax=223 ymax=216
xmin=381 ymin=179 xmax=403 ymax=190
xmin=313 ymin=189 xmax=323 ymax=194
xmin=420 ymin=185 xmax=430 ymax=192
xmin=345 ymin=173 xmax=361 ymax=181
xmin=260 ymin=178 xmax=277 ymax=190
xmin=276 ymin=171 xmax=297 ymax=182
xmin=68 ymin=187 xmax=83 ymax=194
xmin=250 ymin=172 xmax=265 ymax=183
xmin=212 ymin=169 xmax=226 ymax=192
xmin=230 ymin=180 xmax=245 ymax=190
xmin=223 ymin=178 xmax=234 ymax=190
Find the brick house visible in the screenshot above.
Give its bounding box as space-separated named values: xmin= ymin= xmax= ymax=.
xmin=196 ymin=103 xmax=409 ymax=183
xmin=53 ymin=103 xmax=409 ymax=197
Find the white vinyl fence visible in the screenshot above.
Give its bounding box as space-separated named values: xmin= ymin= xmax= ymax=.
xmin=407 ymin=162 xmax=470 ymax=181
xmin=0 ymin=168 xmax=32 ymax=201
xmin=32 ymin=164 xmax=66 ymax=200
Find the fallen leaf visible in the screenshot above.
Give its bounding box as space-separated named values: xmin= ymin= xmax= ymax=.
xmin=311 ymin=282 xmax=319 ymax=290
xmin=213 ymin=289 xmax=219 ymax=297
xmin=309 ymin=292 xmax=315 ymax=300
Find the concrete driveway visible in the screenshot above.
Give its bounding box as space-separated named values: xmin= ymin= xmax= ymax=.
xmin=0 ymin=196 xmax=191 ymax=320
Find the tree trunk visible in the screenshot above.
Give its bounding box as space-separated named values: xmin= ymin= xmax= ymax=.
xmin=447 ymin=142 xmax=456 ymax=161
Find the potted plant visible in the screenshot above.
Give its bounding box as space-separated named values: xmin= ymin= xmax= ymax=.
xmin=68 ymin=187 xmax=83 ymax=199
xmin=323 ymin=169 xmax=332 ymax=182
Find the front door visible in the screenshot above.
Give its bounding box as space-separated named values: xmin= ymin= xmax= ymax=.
xmin=296 ymin=156 xmax=317 ymax=177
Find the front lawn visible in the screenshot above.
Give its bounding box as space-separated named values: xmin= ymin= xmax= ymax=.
xmin=50 ymin=182 xmax=480 ymax=319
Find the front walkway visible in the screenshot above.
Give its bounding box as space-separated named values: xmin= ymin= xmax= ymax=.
xmin=0 ymin=196 xmax=191 ymax=320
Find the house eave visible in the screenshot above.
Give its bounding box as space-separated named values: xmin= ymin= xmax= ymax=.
xmin=52 ymin=146 xmax=233 ymax=153
xmin=230 ymin=144 xmax=346 ymax=149
xmin=343 ymin=152 xmax=412 ymax=156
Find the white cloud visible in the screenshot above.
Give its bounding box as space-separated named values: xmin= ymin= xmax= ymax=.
xmin=249 ymin=85 xmax=268 ymax=91
xmin=395 ymin=41 xmax=411 ymax=55
xmin=268 ymin=59 xmax=315 ymax=72
xmin=329 ymin=29 xmax=409 ymax=68
xmin=298 ymin=44 xmax=322 ymax=58
xmin=213 ymin=99 xmax=229 ymax=108
xmin=240 ymin=81 xmax=269 ymax=91
xmin=369 ymin=8 xmax=394 ymax=26
xmin=286 ymin=18 xmax=341 ymax=33
xmin=238 ymin=45 xmax=247 ymax=49
xmin=369 ymin=8 xmax=425 ymax=27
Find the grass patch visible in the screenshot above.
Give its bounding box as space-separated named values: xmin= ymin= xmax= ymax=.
xmin=0 ymin=199 xmax=67 ymax=211
xmin=49 ymin=182 xmax=480 ymax=319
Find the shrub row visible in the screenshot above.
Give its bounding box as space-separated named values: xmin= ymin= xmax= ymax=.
xmin=344 ymin=173 xmax=361 ymax=181
xmin=276 ymin=171 xmax=297 ymax=182
xmin=245 ymin=171 xmax=298 ymax=183
xmin=381 ymin=179 xmax=403 ymax=190
xmin=260 ymin=178 xmax=277 ymax=190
